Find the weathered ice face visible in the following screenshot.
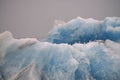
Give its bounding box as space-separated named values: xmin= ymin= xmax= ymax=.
xmin=0 ymin=17 xmax=120 ymax=80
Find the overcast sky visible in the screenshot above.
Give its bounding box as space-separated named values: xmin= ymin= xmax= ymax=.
xmin=0 ymin=0 xmax=120 ymax=40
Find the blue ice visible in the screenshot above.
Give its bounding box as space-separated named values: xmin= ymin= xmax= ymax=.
xmin=0 ymin=17 xmax=120 ymax=80
xmin=47 ymin=17 xmax=120 ymax=44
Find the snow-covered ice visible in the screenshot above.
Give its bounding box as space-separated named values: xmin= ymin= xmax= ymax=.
xmin=0 ymin=17 xmax=120 ymax=80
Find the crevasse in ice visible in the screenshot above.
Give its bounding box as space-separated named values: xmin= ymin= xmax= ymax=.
xmin=0 ymin=17 xmax=120 ymax=80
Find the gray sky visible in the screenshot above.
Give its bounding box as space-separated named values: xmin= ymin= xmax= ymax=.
xmin=0 ymin=0 xmax=120 ymax=40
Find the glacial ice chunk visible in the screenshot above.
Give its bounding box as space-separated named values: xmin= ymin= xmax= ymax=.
xmin=47 ymin=17 xmax=120 ymax=44
xmin=0 ymin=17 xmax=120 ymax=80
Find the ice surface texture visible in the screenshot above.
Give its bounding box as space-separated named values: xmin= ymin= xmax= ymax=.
xmin=47 ymin=17 xmax=120 ymax=44
xmin=0 ymin=17 xmax=120 ymax=80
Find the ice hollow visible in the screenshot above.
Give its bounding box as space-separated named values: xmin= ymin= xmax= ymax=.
xmin=0 ymin=17 xmax=120 ymax=80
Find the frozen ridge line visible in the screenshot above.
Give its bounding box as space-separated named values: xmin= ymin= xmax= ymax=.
xmin=0 ymin=17 xmax=120 ymax=80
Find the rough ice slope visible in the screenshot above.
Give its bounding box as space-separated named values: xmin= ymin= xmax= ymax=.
xmin=47 ymin=17 xmax=120 ymax=44
xmin=0 ymin=17 xmax=120 ymax=80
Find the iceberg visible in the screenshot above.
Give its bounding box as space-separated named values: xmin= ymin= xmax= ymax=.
xmin=0 ymin=17 xmax=120 ymax=80
xmin=47 ymin=17 xmax=120 ymax=44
